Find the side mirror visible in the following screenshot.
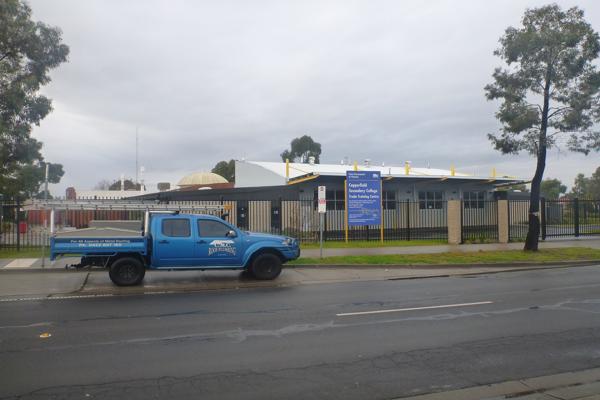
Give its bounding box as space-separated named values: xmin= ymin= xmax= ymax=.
xmin=226 ymin=230 xmax=237 ymax=238
xmin=221 ymin=213 xmax=230 ymax=221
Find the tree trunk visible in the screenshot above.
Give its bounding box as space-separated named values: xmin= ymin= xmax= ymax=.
xmin=524 ymin=77 xmax=551 ymax=251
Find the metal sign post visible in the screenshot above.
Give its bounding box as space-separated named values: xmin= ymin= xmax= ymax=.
xmin=318 ymin=186 xmax=326 ymax=258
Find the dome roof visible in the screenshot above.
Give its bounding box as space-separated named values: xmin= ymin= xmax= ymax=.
xmin=177 ymin=172 xmax=228 ymax=187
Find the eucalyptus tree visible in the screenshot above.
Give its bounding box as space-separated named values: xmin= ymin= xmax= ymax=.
xmin=485 ymin=5 xmax=600 ymax=250
xmin=280 ymin=135 xmax=322 ymax=163
xmin=0 ymin=0 xmax=69 ymax=198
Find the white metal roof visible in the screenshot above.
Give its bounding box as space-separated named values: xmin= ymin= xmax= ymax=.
xmin=76 ymin=190 xmax=147 ymax=200
xmin=242 ymin=161 xmax=517 ymax=181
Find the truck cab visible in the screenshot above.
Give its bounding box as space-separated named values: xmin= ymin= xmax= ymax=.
xmin=51 ymin=212 xmax=300 ymax=286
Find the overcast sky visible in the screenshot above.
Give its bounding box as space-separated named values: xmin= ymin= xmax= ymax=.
xmin=28 ymin=0 xmax=600 ymax=195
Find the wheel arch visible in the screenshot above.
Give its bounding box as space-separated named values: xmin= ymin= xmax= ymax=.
xmin=244 ymin=247 xmax=285 ymax=268
xmin=107 ymin=252 xmax=147 ymax=268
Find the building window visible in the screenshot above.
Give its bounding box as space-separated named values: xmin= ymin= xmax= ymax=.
xmin=383 ymin=190 xmax=396 ymax=210
xmin=314 ymin=189 xmax=345 ymax=210
xmin=464 ymin=191 xmax=485 ymax=209
xmin=418 ymin=191 xmax=443 ymax=210
xmin=162 ymin=219 xmax=191 ymax=237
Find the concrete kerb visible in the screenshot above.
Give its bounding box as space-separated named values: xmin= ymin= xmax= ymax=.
xmin=0 ymin=260 xmax=599 ymax=274
xmin=396 ymin=367 xmax=600 ymax=400
xmin=288 ymin=260 xmax=600 ymax=269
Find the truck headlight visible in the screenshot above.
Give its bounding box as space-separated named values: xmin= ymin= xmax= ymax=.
xmin=281 ymin=238 xmax=294 ymax=246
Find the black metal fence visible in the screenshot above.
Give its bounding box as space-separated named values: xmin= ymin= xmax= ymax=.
xmin=1 ymin=200 xmax=48 ymax=250
xmin=461 ymin=200 xmax=498 ymax=243
xmin=261 ymin=199 xmax=447 ymax=242
xmin=1 ymin=198 xmax=449 ymax=250
xmin=508 ymin=198 xmax=600 ymax=241
xmin=6 ymin=196 xmax=596 ymax=251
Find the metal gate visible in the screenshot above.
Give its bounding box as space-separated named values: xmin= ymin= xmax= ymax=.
xmin=509 ymin=198 xmax=600 ymax=241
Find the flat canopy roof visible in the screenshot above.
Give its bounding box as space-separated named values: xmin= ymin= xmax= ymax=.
xmin=242 ymin=160 xmax=520 ymax=182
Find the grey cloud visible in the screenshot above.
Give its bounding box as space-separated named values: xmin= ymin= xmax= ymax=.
xmin=27 ymin=0 xmax=600 ymax=194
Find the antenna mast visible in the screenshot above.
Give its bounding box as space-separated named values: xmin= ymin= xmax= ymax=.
xmin=135 ymin=127 xmax=139 ymax=185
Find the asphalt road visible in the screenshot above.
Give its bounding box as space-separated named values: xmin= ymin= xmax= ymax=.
xmin=2 ymin=265 xmax=600 ymax=399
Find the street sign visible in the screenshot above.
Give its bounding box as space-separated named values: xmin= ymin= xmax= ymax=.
xmin=317 ymin=186 xmax=326 ymax=214
xmin=346 ymin=171 xmax=382 ymax=226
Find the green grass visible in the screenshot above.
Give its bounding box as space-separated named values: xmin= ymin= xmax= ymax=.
xmin=300 ymin=239 xmax=445 ymax=249
xmin=0 ymin=247 xmax=46 ymax=259
xmin=290 ymin=247 xmax=600 ymax=265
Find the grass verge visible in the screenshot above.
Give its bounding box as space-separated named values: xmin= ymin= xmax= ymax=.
xmin=289 ymin=247 xmax=600 ymax=265
xmin=300 ymin=239 xmax=445 ymax=249
xmin=0 ymin=248 xmax=46 ymax=259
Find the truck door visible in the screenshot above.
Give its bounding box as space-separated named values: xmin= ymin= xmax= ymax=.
xmin=196 ymin=219 xmax=242 ymax=266
xmin=154 ymin=217 xmax=195 ymax=266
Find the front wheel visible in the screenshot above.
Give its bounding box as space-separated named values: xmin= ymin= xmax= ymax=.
xmin=249 ymin=253 xmax=282 ymax=280
xmin=109 ymin=257 xmax=146 ymax=286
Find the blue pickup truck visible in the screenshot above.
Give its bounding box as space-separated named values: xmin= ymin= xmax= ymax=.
xmin=50 ymin=213 xmax=300 ymax=286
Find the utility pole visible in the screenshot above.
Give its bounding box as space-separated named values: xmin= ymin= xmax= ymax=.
xmin=42 ymin=163 xmax=49 ymax=268
xmin=44 ymin=163 xmax=49 ymax=202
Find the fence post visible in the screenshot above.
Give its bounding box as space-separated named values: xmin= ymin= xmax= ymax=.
xmin=497 ymin=199 xmax=509 ymax=244
xmin=16 ymin=198 xmax=21 ymax=252
xmin=574 ymin=197 xmax=580 ymax=237
xmin=447 ymin=199 xmax=461 ymax=245
xmin=540 ymin=198 xmax=547 ymax=241
xmin=406 ymin=199 xmax=411 ymax=241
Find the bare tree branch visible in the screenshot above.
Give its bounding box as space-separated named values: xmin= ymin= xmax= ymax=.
xmin=547 ymin=106 xmax=572 ymax=119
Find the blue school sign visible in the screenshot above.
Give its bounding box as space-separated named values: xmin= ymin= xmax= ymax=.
xmin=346 ymin=171 xmax=382 ymax=226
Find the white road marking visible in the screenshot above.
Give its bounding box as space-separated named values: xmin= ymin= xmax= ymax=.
xmin=4 ymin=258 xmax=38 ymax=268
xmin=336 ymin=301 xmax=494 ymax=317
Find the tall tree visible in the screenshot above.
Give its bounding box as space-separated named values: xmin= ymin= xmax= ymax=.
xmin=211 ymin=159 xmax=235 ymax=182
xmin=570 ymin=173 xmax=589 ymax=198
xmin=485 ymin=5 xmax=600 ymax=251
xmin=540 ymin=178 xmax=566 ymax=199
xmin=108 ymin=179 xmax=143 ymax=191
xmin=589 ymin=167 xmax=600 ymax=199
xmin=0 ymin=0 xmax=69 ymax=198
xmin=1 ymin=160 xmax=63 ymax=199
xmin=280 ymin=135 xmax=322 ymax=163
xmin=94 ymin=179 xmax=111 ymax=191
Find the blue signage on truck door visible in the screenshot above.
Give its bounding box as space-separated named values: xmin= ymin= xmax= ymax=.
xmin=346 ymin=171 xmax=382 ymax=226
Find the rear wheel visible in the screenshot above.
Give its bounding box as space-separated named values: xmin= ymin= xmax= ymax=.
xmin=109 ymin=257 xmax=146 ymax=286
xmin=249 ymin=253 xmax=282 ymax=280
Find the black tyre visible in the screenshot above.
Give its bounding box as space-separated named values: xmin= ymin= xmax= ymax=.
xmin=109 ymin=257 xmax=146 ymax=286
xmin=249 ymin=253 xmax=282 ymax=280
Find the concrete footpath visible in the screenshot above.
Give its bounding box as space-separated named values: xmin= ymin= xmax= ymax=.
xmin=400 ymin=367 xmax=600 ymax=399
xmin=301 ymin=237 xmax=600 ymax=258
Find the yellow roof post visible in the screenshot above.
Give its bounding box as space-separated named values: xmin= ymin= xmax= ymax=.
xmin=405 ymin=161 xmax=410 ymax=175
xmin=451 ymin=164 xmax=455 ymax=177
xmin=285 ymin=158 xmax=290 ymax=183
xmin=492 ymin=167 xmax=497 ymax=179
xmin=353 ymin=161 xmax=358 ymax=171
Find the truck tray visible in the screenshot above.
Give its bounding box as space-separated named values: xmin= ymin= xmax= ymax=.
xmin=51 ymin=228 xmax=147 ymax=260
